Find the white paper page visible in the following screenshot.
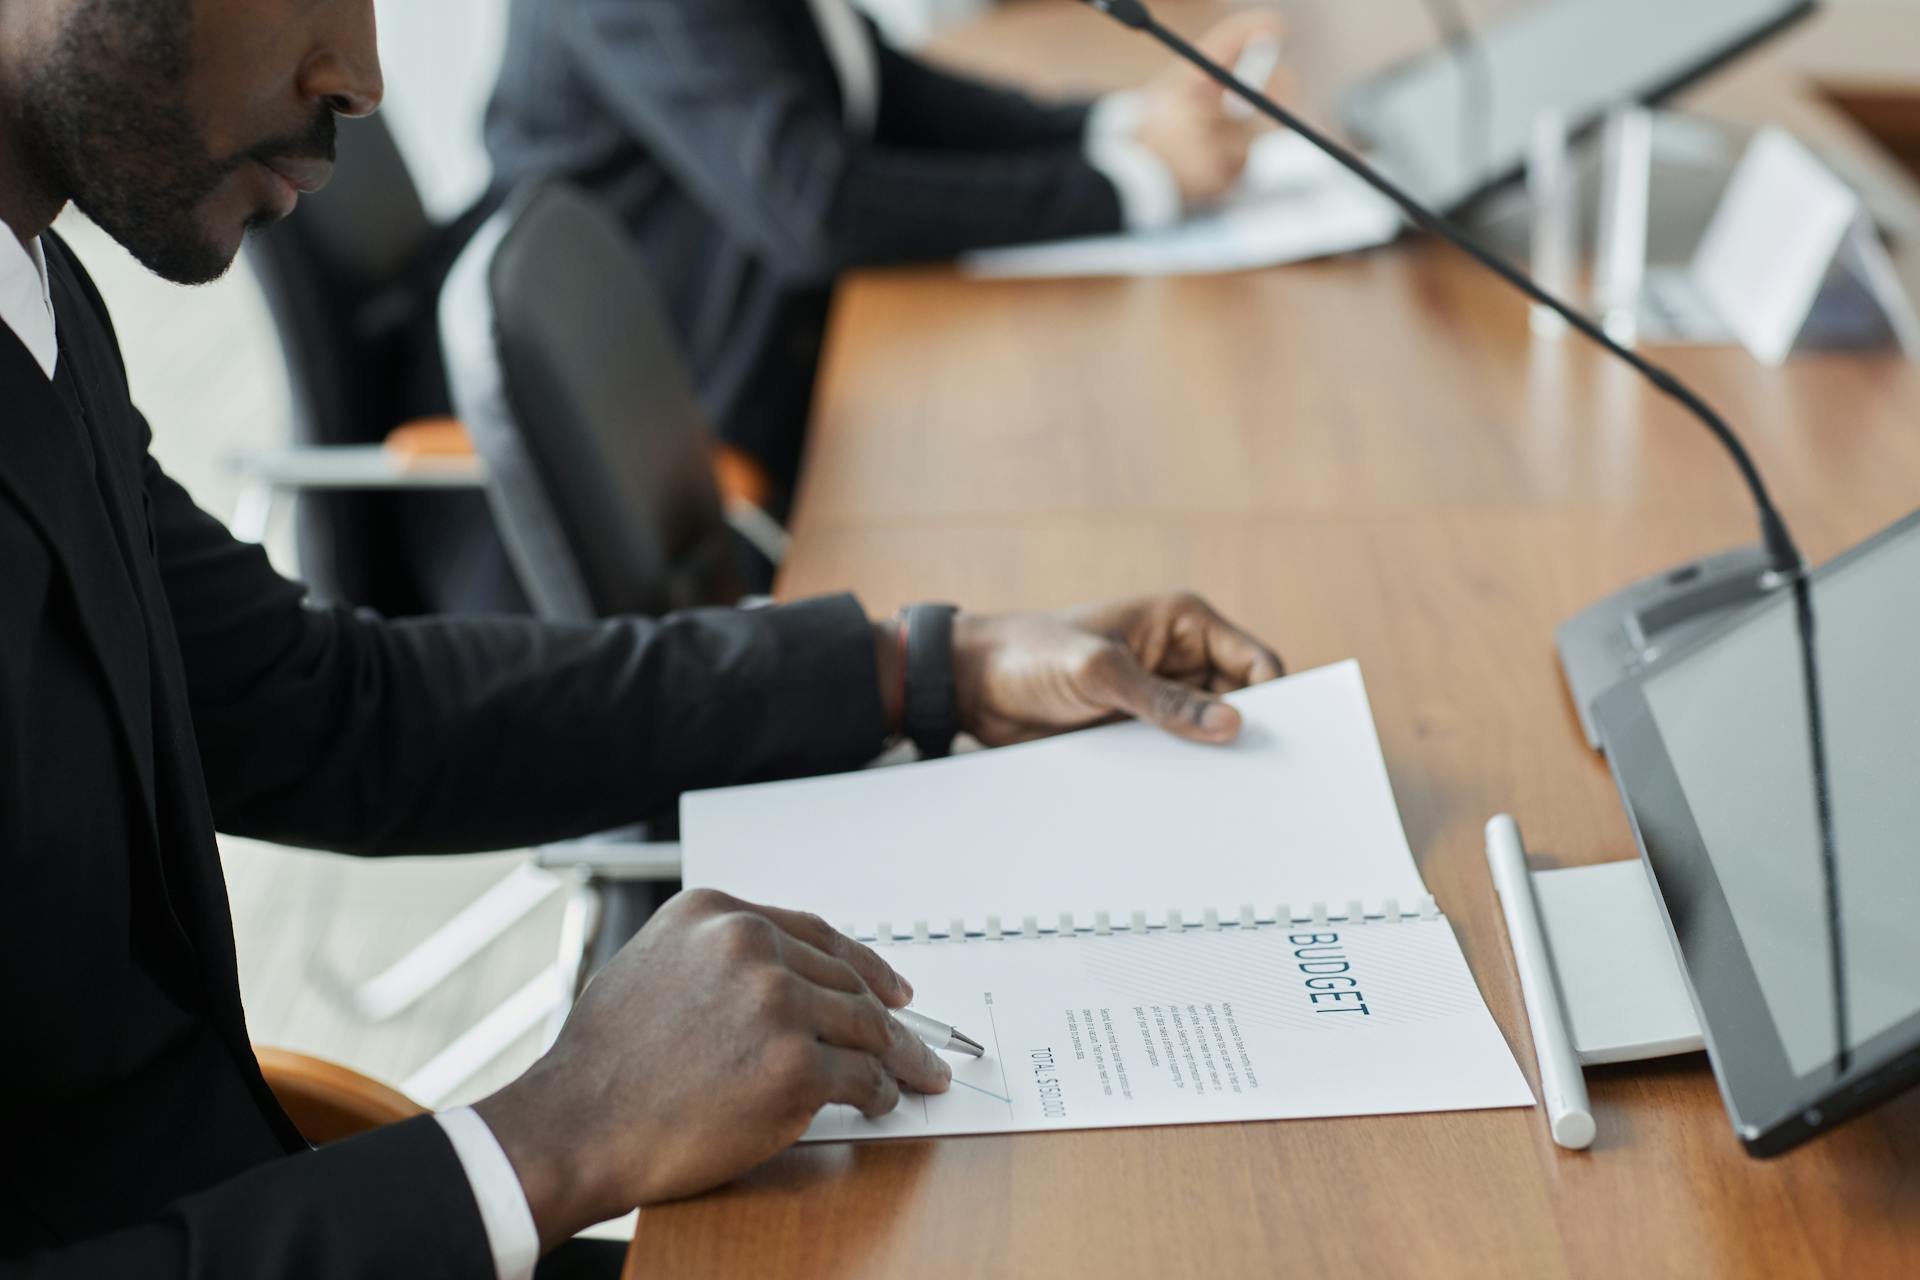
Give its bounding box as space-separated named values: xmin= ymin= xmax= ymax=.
xmin=682 ymin=661 xmax=1426 ymax=933
xmin=806 ymin=919 xmax=1533 ymax=1141
xmin=962 ymin=133 xmax=1401 ymax=280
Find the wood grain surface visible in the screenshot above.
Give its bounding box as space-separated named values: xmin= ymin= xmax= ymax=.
xmin=629 ymin=4 xmax=1920 ymax=1275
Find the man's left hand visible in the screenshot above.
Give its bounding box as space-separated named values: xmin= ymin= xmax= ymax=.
xmin=951 ymin=593 xmax=1283 ymax=746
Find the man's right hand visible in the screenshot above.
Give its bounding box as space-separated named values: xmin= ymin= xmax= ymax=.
xmin=1132 ymin=10 xmax=1287 ymax=208
xmin=472 ymin=889 xmax=952 ymax=1249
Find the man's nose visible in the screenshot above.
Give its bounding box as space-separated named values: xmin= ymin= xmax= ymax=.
xmin=299 ymin=1 xmax=384 ymax=118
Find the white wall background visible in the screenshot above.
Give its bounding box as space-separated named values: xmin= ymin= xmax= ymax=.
xmin=371 ymin=0 xmax=510 ymax=220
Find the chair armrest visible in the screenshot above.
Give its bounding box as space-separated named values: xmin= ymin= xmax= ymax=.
xmin=254 ymin=1045 xmax=425 ymax=1145
xmin=384 ymin=417 xmax=477 ymax=459
xmin=711 ymin=443 xmax=773 ymax=510
xmin=227 ymin=444 xmax=487 ymax=491
xmin=723 ymin=498 xmax=791 ymax=566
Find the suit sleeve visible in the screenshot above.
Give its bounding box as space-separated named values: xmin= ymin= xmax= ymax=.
xmin=0 ymin=1117 xmax=496 ymax=1279
xmin=146 ymin=449 xmax=888 ymax=856
xmin=870 ymin=31 xmax=1093 ymax=152
xmin=554 ymin=0 xmax=1122 ymax=283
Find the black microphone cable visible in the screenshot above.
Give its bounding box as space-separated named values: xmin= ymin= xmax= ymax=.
xmin=1081 ymin=0 xmax=1803 ymax=578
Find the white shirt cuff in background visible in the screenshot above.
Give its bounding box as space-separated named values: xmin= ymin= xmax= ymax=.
xmin=437 ymin=1107 xmax=541 ymax=1280
xmin=1083 ymin=91 xmax=1182 ymax=232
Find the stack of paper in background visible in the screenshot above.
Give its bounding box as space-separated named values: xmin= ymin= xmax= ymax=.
xmin=963 ymin=132 xmax=1403 ymax=279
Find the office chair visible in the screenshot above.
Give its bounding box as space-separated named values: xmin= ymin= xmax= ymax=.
xmin=240 ymin=113 xmax=523 ymax=615
xmin=440 ymin=182 xmax=755 ymax=618
xmin=255 ymin=1046 xmax=423 ymax=1145
xmin=336 ymin=183 xmax=792 ymax=1106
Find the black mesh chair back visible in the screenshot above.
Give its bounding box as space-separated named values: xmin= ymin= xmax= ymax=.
xmin=245 ymin=114 xmax=507 ymax=613
xmin=439 ymin=183 xmax=741 ymax=621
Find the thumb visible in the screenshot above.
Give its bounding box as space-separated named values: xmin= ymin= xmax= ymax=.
xmin=1092 ymin=649 xmax=1242 ymax=743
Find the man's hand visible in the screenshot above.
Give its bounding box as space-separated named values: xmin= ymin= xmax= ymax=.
xmin=472 ymin=890 xmax=950 ymax=1249
xmin=1133 ymin=10 xmax=1288 ymax=208
xmin=952 ymin=593 xmax=1283 ymax=746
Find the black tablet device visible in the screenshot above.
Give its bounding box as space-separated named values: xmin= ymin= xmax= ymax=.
xmin=1594 ymin=506 xmax=1920 ymax=1156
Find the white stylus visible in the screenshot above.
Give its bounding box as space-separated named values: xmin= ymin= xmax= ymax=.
xmin=1486 ymin=813 xmax=1597 ymax=1150
xmin=893 ymin=1008 xmax=985 ymax=1057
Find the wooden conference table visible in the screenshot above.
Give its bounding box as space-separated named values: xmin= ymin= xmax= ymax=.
xmin=627 ymin=3 xmax=1920 ymax=1275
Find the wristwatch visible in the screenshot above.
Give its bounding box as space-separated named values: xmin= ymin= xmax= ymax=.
xmin=898 ymin=603 xmax=960 ymax=758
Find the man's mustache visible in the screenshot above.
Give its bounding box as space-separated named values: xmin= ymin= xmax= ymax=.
xmin=234 ymin=109 xmax=337 ymax=174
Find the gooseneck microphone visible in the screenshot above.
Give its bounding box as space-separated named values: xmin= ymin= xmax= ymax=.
xmin=1081 ymin=0 xmax=1804 ymax=579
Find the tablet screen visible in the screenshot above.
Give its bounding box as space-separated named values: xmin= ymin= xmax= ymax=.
xmin=1639 ymin=525 xmax=1920 ymax=1078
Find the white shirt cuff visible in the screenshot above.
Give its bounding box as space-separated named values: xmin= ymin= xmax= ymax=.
xmin=1086 ymin=90 xmax=1145 ymax=141
xmin=1084 ymin=92 xmax=1182 ymax=232
xmin=437 ymin=1107 xmax=541 ymax=1280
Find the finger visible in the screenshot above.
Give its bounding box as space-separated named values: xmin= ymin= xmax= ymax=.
xmin=1144 ymin=595 xmax=1282 ymax=688
xmin=879 ymin=1015 xmax=954 ymax=1095
xmin=1087 ymin=646 xmax=1241 ymax=744
xmin=816 ymin=1044 xmax=903 ymax=1120
xmin=750 ymin=902 xmax=915 ymax=1006
xmin=776 ymin=932 xmax=871 ymax=997
xmin=1199 ymin=611 xmax=1285 ymax=687
xmin=803 ymin=984 xmax=899 ymax=1058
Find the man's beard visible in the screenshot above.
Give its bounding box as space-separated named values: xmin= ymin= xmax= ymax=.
xmin=16 ymin=0 xmax=331 ymax=286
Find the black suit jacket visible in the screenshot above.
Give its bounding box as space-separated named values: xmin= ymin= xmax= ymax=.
xmin=484 ymin=0 xmax=1126 ymax=494
xmin=0 ymin=235 xmax=889 ymax=1276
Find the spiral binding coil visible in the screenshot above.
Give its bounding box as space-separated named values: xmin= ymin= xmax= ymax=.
xmin=854 ymin=896 xmax=1441 ymax=945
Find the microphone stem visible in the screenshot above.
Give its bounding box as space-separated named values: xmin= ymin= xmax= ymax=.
xmin=1087 ymin=0 xmax=1804 ymax=578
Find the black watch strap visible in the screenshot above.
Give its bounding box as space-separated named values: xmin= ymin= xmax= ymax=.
xmin=899 ymin=603 xmax=960 ymax=758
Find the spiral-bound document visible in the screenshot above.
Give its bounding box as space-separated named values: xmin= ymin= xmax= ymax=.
xmin=682 ymin=661 xmax=1533 ymax=1140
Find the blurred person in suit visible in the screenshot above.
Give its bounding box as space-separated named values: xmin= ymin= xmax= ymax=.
xmin=0 ymin=0 xmax=1285 ymax=1274
xmin=485 ymin=0 xmax=1284 ymax=505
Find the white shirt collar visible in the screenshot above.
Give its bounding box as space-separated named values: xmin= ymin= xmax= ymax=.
xmin=0 ymin=229 xmax=58 ymax=380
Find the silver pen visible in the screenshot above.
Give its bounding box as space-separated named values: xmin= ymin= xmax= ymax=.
xmin=893 ymin=1007 xmax=985 ymax=1057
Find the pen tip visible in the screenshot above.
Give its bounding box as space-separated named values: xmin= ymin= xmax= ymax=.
xmin=951 ymin=1029 xmax=986 ymax=1057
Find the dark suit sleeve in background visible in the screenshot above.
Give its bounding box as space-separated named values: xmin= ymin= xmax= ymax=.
xmin=0 ymin=1118 xmax=494 ymax=1279
xmin=147 ymin=447 xmax=886 ymax=856
xmin=870 ymin=32 xmax=1093 ymax=152
xmin=554 ymin=0 xmax=1122 ymax=284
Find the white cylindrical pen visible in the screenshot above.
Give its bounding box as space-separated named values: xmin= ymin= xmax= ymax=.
xmin=893 ymin=1008 xmax=985 ymax=1057
xmin=1485 ymin=813 xmax=1596 ymax=1150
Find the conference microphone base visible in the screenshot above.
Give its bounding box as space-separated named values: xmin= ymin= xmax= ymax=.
xmin=1557 ymin=543 xmax=1790 ymax=750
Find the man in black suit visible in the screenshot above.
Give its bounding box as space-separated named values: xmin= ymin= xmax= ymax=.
xmin=485 ymin=0 xmax=1282 ymax=501
xmin=0 ymin=1 xmax=1283 ymax=1275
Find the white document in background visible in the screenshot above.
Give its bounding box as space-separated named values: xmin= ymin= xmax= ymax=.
xmin=961 ymin=132 xmax=1403 ymax=280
